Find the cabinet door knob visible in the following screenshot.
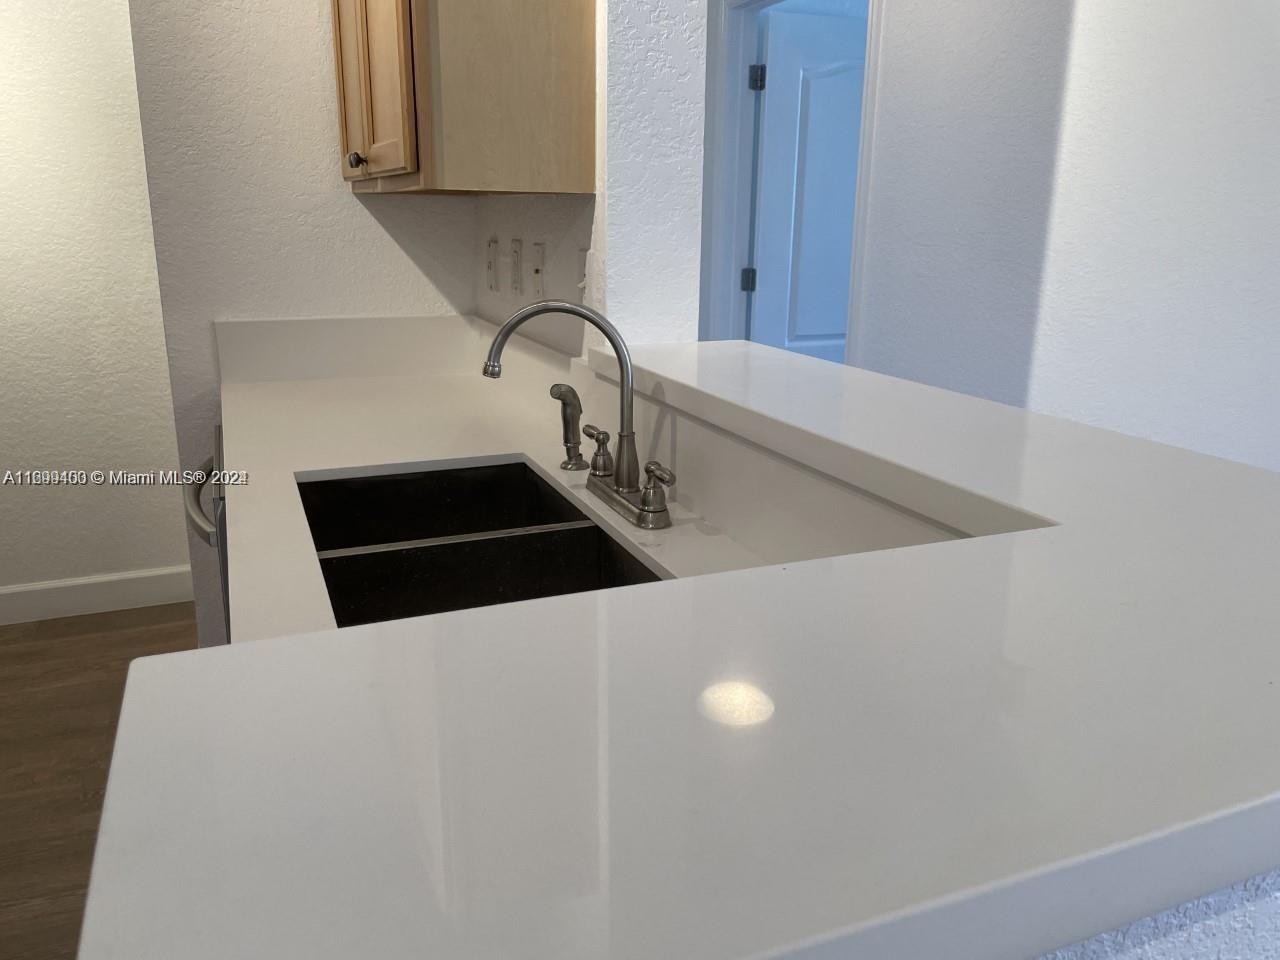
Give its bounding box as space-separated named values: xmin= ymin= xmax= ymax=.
xmin=347 ymin=151 xmax=367 ymax=169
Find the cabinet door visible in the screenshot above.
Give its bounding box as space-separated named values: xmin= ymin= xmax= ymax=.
xmin=332 ymin=0 xmax=369 ymax=180
xmin=332 ymin=0 xmax=418 ymax=179
xmin=427 ymin=0 xmax=594 ymax=193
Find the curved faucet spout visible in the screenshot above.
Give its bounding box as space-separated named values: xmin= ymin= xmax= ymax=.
xmin=482 ymin=301 xmax=640 ymax=492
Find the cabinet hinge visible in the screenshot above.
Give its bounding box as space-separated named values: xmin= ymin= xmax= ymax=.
xmin=748 ymin=63 xmax=767 ymax=91
xmin=740 ymin=267 xmax=757 ymax=292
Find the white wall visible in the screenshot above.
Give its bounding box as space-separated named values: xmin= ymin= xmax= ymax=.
xmin=854 ymin=0 xmax=1280 ymax=473
xmin=0 ymin=0 xmax=190 ymax=624
xmin=850 ymin=0 xmax=1075 ymax=406
xmin=606 ymin=0 xmax=707 ymax=342
xmin=127 ymin=0 xmax=479 ymax=643
xmin=1028 ymin=0 xmax=1280 ymax=472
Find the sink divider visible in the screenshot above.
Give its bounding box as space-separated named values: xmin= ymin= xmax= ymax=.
xmin=314 ymin=519 xmax=597 ymax=561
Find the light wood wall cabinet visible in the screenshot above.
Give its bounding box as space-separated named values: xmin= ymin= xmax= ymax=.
xmin=331 ymin=0 xmax=595 ymax=194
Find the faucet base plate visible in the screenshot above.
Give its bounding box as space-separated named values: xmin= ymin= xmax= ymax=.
xmin=586 ymin=474 xmax=672 ymax=530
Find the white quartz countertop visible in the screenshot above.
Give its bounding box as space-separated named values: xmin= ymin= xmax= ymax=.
xmin=80 ymin=320 xmax=1280 ymax=960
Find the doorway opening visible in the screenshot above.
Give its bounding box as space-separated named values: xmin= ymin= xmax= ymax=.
xmin=700 ymin=0 xmax=880 ymax=364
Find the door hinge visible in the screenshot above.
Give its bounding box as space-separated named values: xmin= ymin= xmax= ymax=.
xmin=740 ymin=267 xmax=757 ymax=292
xmin=748 ymin=63 xmax=767 ymax=91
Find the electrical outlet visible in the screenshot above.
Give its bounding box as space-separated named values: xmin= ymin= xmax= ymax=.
xmin=486 ymin=237 xmax=499 ymax=292
xmin=532 ymin=242 xmax=546 ymax=298
xmin=510 ymin=239 xmax=523 ymax=295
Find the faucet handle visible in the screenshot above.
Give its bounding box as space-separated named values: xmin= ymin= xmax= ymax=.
xmin=641 ymin=460 xmax=676 ymax=514
xmin=644 ymin=461 xmax=676 ymax=487
xmin=583 ymin=424 xmax=613 ymax=477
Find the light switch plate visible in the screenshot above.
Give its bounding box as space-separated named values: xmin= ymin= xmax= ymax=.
xmin=532 ymin=242 xmax=546 ymax=298
xmin=510 ymin=239 xmax=523 ymax=295
xmin=486 ymin=237 xmax=499 ymax=292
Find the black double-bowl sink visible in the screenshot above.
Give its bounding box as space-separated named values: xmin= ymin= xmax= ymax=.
xmin=297 ymin=460 xmax=661 ymax=627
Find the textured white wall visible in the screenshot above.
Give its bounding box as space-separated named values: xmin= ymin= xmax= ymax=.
xmin=854 ymin=0 xmax=1280 ymax=473
xmin=606 ymin=0 xmax=707 ymax=342
xmin=127 ymin=0 xmax=479 ymax=643
xmin=0 ymin=0 xmax=188 ymax=610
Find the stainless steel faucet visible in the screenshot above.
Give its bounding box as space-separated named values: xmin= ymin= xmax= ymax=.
xmin=482 ymin=300 xmax=675 ymax=529
xmin=484 ymin=300 xmax=640 ymax=490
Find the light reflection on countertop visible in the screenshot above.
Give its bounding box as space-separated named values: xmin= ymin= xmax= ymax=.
xmin=698 ymin=680 xmax=776 ymax=727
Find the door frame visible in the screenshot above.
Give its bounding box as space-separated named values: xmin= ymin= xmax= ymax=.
xmin=698 ymin=0 xmax=885 ymax=364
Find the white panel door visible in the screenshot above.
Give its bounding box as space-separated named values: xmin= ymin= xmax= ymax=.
xmin=749 ymin=7 xmax=868 ymax=363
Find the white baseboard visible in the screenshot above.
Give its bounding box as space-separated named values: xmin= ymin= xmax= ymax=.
xmin=0 ymin=565 xmax=194 ymax=627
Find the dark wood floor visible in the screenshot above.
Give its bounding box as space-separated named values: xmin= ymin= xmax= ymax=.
xmin=0 ymin=603 xmax=197 ymax=960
